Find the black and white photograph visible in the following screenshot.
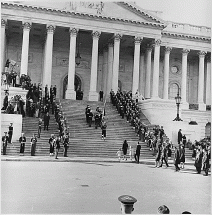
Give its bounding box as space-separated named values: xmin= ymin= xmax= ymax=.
xmin=1 ymin=0 xmax=211 ymax=214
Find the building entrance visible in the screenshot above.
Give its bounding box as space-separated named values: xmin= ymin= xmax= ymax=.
xmin=63 ymin=75 xmax=83 ymax=100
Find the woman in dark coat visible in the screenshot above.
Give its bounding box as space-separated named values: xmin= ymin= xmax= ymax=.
xmin=174 ymin=146 xmax=180 ymax=171
xmin=122 ymin=140 xmax=128 ymax=160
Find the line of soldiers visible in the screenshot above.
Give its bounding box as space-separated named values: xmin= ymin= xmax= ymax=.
xmin=110 ymin=90 xmax=147 ymax=140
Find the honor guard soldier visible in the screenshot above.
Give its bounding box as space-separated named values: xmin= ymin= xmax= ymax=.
xmin=8 ymin=123 xmax=13 ymax=143
xmin=118 ymin=195 xmax=137 ymax=214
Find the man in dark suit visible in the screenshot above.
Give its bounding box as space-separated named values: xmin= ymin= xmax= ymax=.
xmin=44 ymin=112 xmax=50 ymax=131
xmin=178 ymin=129 xmax=183 ymax=144
xmin=174 ymin=146 xmax=180 ymax=171
xmin=135 ymin=142 xmax=141 ymax=163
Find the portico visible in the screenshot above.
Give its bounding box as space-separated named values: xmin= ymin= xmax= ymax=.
xmin=1 ymin=2 xmax=211 ymax=111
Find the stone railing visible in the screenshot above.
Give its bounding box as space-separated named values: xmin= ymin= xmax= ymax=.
xmin=189 ymin=103 xmax=199 ymax=110
xmin=169 ymin=22 xmax=211 ymax=33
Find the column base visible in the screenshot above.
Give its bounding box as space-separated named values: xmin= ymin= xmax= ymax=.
xmin=89 ymin=91 xmax=98 ymax=101
xmin=181 ymin=102 xmax=189 ymax=110
xmin=65 ymin=89 xmax=76 ymax=100
xmin=198 ymin=103 xmax=206 ymax=111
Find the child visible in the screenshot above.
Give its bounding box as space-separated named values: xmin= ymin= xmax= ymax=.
xmin=129 ymin=145 xmax=134 ymax=161
xmin=116 ymin=148 xmax=122 ymax=162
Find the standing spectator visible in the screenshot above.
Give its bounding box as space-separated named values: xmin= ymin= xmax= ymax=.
xmin=8 ymin=123 xmax=13 ymax=144
xmin=30 ymin=133 xmax=37 ymax=156
xmin=63 ymin=134 xmax=69 ymax=157
xmin=178 ymin=129 xmax=183 ymax=144
xmin=55 ymin=136 xmax=60 ymax=159
xmin=135 ymin=142 xmax=141 ymax=164
xmin=44 ymin=112 xmax=50 ymax=131
xmin=2 ymin=132 xmax=9 ymax=155
xmin=116 ymin=148 xmax=122 ymax=162
xmin=122 ymin=140 xmax=128 ymax=160
xmin=194 ymin=148 xmax=203 ymax=174
xmin=2 ymin=92 xmax=9 ymax=110
xmin=49 ymin=134 xmax=55 ymax=156
xmin=179 ymin=144 xmax=185 ymax=169
xmin=101 ymin=120 xmax=107 ymax=140
xmin=19 ymin=133 xmax=26 ymax=155
xmin=160 ymin=143 xmax=169 ymax=167
xmin=159 ymin=126 xmax=164 ymax=143
xmin=155 ymin=144 xmax=162 ymax=168
xmin=94 ymin=112 xmax=100 ymax=129
xmin=174 ymin=146 xmax=180 ymax=171
xmin=202 ymin=147 xmax=210 ymax=176
xmin=99 ymin=90 xmax=104 ymax=101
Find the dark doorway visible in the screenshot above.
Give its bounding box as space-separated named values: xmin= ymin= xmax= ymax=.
xmin=63 ymin=75 xmax=83 ymax=100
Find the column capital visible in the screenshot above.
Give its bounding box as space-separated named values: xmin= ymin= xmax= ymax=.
xmin=198 ymin=51 xmax=207 ymax=58
xmin=22 ymin=22 xmax=31 ymax=30
xmin=1 ymin=18 xmax=7 ymax=27
xmin=46 ymin=25 xmax=55 ymax=34
xmin=164 ymin=46 xmax=172 ymax=54
xmin=114 ymin=33 xmax=122 ymax=41
xmin=153 ymin=39 xmax=161 ymax=47
xmin=69 ymin=28 xmax=78 ymax=37
xmin=92 ymin=31 xmax=101 ymax=39
xmin=134 ymin=36 xmax=143 ymax=44
xmin=182 ymin=49 xmax=190 ymax=56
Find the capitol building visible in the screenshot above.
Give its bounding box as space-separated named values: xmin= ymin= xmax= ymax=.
xmin=1 ymin=1 xmax=211 ymax=142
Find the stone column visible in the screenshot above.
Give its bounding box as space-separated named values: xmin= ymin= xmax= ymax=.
xmin=102 ymin=47 xmax=108 ymax=100
xmin=89 ymin=31 xmax=101 ymax=101
xmin=145 ymin=46 xmax=152 ymax=99
xmin=139 ymin=50 xmax=145 ymax=97
xmin=163 ymin=46 xmax=172 ymax=99
xmin=132 ymin=36 xmax=142 ymax=96
xmin=65 ymin=28 xmax=78 ymax=100
xmin=181 ymin=49 xmax=190 ymax=108
xmin=206 ymin=55 xmax=211 ymax=105
xmin=112 ymin=33 xmax=122 ymax=93
xmin=198 ymin=51 xmax=207 ymax=111
xmin=106 ymin=43 xmax=114 ymax=100
xmin=152 ymin=39 xmax=161 ymax=99
xmin=20 ymin=22 xmax=31 ymax=75
xmin=42 ymin=25 xmax=55 ymax=90
xmin=1 ymin=18 xmax=7 ymax=74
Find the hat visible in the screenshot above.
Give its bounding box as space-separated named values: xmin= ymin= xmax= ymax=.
xmin=118 ymin=195 xmax=137 ymax=205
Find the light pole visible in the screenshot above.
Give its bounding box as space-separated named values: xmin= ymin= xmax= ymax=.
xmin=173 ymin=88 xmax=182 ymax=121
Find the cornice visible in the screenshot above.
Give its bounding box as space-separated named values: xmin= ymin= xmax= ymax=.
xmin=162 ymin=31 xmax=211 ymax=42
xmin=1 ymin=2 xmax=166 ymax=29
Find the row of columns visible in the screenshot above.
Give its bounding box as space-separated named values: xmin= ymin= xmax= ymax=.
xmin=1 ymin=19 xmax=211 ymax=108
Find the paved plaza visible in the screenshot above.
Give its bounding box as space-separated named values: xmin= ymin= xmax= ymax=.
xmin=1 ymin=159 xmax=211 ymax=214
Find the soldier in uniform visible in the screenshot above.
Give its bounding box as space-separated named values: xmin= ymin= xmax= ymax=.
xmin=19 ymin=133 xmax=26 ymax=155
xmin=2 ymin=132 xmax=9 ymax=155
xmin=101 ymin=120 xmax=107 ymax=140
xmin=44 ymin=112 xmax=50 ymax=131
xmin=118 ymin=195 xmax=137 ymax=214
xmin=8 ymin=123 xmax=13 ymax=143
xmin=63 ymin=134 xmax=69 ymax=157
xmin=49 ymin=134 xmax=55 ymax=156
xmin=54 ymin=135 xmax=60 ymax=159
xmin=88 ymin=110 xmax=93 ymax=127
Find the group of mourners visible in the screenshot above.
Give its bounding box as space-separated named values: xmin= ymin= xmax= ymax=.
xmin=85 ymin=104 xmax=107 ymax=140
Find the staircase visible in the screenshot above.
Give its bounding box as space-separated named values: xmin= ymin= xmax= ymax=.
xmin=2 ymin=99 xmax=194 ymax=160
xmin=60 ymin=99 xmax=157 ymax=159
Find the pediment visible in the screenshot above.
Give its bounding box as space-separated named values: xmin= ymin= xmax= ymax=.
xmin=10 ymin=1 xmax=165 ymax=25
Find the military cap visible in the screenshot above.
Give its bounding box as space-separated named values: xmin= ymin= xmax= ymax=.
xmin=118 ymin=195 xmax=137 ymax=205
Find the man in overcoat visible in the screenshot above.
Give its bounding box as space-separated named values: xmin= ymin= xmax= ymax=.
xmin=2 ymin=132 xmax=9 ymax=155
